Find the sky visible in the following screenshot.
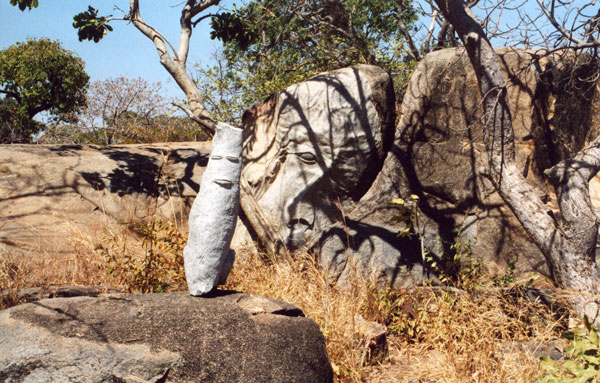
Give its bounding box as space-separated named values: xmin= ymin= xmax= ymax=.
xmin=0 ymin=1 xmax=234 ymax=100
xmin=0 ymin=0 xmax=558 ymax=103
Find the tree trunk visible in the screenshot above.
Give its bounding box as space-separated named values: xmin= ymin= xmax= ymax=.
xmin=433 ymin=0 xmax=600 ymax=325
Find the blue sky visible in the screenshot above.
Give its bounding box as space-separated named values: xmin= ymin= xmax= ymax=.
xmin=0 ymin=1 xmax=233 ymax=100
xmin=1 ymin=0 xmax=555 ymax=102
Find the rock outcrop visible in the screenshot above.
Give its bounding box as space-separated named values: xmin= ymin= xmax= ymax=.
xmin=238 ymin=65 xmax=396 ymax=255
xmin=0 ymin=143 xmax=209 ymax=259
xmin=0 ymin=291 xmax=333 ymax=383
xmin=319 ymin=48 xmax=600 ymax=288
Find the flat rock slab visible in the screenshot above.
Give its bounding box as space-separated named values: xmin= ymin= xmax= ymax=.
xmin=0 ymin=143 xmax=210 ymax=259
xmin=0 ymin=291 xmax=333 ymax=383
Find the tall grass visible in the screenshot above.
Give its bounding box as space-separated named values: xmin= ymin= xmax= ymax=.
xmin=225 ymin=246 xmax=567 ymax=383
xmin=0 ymin=220 xmax=568 ymax=382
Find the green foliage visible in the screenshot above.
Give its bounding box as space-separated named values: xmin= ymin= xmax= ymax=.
xmin=0 ymin=38 xmax=89 ymax=142
xmin=390 ymin=194 xmax=420 ymax=238
xmin=428 ymin=230 xmax=480 ymax=291
xmin=0 ymin=97 xmax=40 ymax=143
xmin=363 ymin=284 xmax=426 ymax=342
xmin=210 ymin=10 xmax=255 ymax=51
xmin=9 ymin=0 xmax=37 ymax=11
xmin=391 ymin=195 xmax=481 ymax=290
xmin=539 ymin=316 xmax=600 ymax=382
xmin=212 ymin=0 xmax=417 ymax=69
xmin=193 ymin=53 xmax=251 ymax=124
xmin=73 ymin=6 xmax=113 ymax=43
xmin=492 ymin=260 xmax=517 ymax=286
xmin=96 ymin=220 xmax=186 ymax=293
xmin=199 ymin=0 xmax=418 ymax=120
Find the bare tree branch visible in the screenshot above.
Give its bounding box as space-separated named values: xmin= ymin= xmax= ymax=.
xmin=0 ymin=89 xmax=22 ymax=103
xmin=127 ymin=0 xmax=216 ymax=136
xmin=396 ymin=0 xmax=421 ymax=60
xmin=433 ymin=0 xmax=600 ymax=326
xmin=536 ymin=0 xmax=600 ymax=48
xmin=173 ymin=101 xmax=215 ymax=138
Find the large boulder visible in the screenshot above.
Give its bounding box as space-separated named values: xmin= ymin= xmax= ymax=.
xmin=319 ymin=48 xmax=600 ymax=288
xmin=238 ymin=65 xmax=396 ymax=254
xmin=0 ymin=143 xmax=209 ymax=259
xmin=0 ymin=291 xmax=333 ymax=383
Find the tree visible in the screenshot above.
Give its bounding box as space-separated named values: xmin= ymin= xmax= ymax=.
xmin=81 ymin=77 xmax=162 ymax=144
xmin=429 ymin=0 xmax=600 ymax=325
xmin=192 ymin=50 xmax=250 ymax=125
xmin=203 ymin=0 xmax=418 ymax=115
xmin=76 ymin=1 xmax=220 ymax=136
xmin=8 ymin=1 xmax=239 ymax=137
xmin=8 ymin=0 xmax=244 ymax=296
xmin=0 ymin=38 xmax=89 ymax=143
xmin=40 ymin=76 xmax=210 ymax=145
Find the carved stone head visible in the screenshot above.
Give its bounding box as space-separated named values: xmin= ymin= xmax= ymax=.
xmin=241 ymin=65 xmax=395 ymax=253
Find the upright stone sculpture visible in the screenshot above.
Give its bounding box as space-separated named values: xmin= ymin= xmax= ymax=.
xmin=184 ymin=123 xmax=243 ymax=296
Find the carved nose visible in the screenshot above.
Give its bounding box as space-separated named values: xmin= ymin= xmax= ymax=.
xmin=286 ymin=219 xmax=312 ymax=250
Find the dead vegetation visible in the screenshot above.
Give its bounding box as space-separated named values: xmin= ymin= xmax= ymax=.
xmin=0 ymin=219 xmax=571 ymax=382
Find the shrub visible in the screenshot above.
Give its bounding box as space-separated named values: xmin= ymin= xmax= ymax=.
xmin=97 ymin=219 xmax=186 ymax=293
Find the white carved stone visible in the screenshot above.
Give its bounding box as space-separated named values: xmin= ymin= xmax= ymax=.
xmin=184 ymin=123 xmax=243 ymax=296
xmin=240 ymin=65 xmax=395 ymax=254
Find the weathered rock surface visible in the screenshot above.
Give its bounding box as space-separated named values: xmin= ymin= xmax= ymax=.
xmin=0 ymin=291 xmax=333 ymax=383
xmin=353 ymin=314 xmax=388 ymax=366
xmin=0 ymin=285 xmax=121 ymax=309
xmin=238 ymin=65 xmax=396 ymax=254
xmin=0 ymin=142 xmax=209 ymax=258
xmin=319 ymin=48 xmax=600 ymax=287
xmin=185 ymin=123 xmax=243 ymax=295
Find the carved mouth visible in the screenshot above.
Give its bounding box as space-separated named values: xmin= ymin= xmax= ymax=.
xmin=213 ymin=179 xmax=234 ymax=188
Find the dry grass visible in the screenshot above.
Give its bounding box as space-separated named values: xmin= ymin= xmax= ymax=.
xmin=225 ymin=246 xmax=568 ymax=383
xmin=0 ymin=221 xmax=569 ymax=382
xmin=0 ymin=230 xmax=108 ymax=293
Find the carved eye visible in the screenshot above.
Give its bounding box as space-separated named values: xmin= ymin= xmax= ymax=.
xmin=211 ymin=155 xmax=223 ymax=160
xmin=297 ymin=152 xmax=317 ymax=164
xmin=226 ymin=156 xmax=239 ymax=163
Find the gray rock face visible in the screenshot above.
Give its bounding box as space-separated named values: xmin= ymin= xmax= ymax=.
xmin=184 ymin=123 xmax=243 ymax=295
xmin=239 ymin=65 xmax=396 ymax=254
xmin=0 ymin=291 xmax=333 ymax=383
xmin=319 ymin=48 xmax=600 ymax=288
xmin=0 ymin=142 xmax=210 ymax=259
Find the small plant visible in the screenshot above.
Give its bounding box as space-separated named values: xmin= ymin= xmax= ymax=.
xmin=390 ymin=194 xmax=421 ymax=238
xmin=97 ymin=219 xmax=186 ymax=293
xmin=362 ymin=284 xmax=426 ymax=343
xmin=390 ymin=194 xmax=430 ymax=266
xmin=391 ymin=196 xmax=481 ymax=290
xmin=426 ymin=229 xmax=480 ymax=291
xmin=492 ymin=260 xmax=516 ymax=286
xmin=539 ymin=316 xmax=600 ymax=382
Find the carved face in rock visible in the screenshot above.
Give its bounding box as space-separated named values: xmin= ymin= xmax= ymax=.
xmin=242 ymin=66 xmax=391 ymax=251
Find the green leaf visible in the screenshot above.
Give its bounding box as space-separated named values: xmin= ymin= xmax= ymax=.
xmin=9 ymin=0 xmax=38 ymax=11
xmin=564 ymin=359 xmax=584 ymax=375
xmin=73 ymin=6 xmax=112 ymax=43
xmin=391 ymin=198 xmax=405 ymax=206
xmin=540 ymin=356 xmax=560 ymax=372
xmin=591 ymin=328 xmax=599 ymax=347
